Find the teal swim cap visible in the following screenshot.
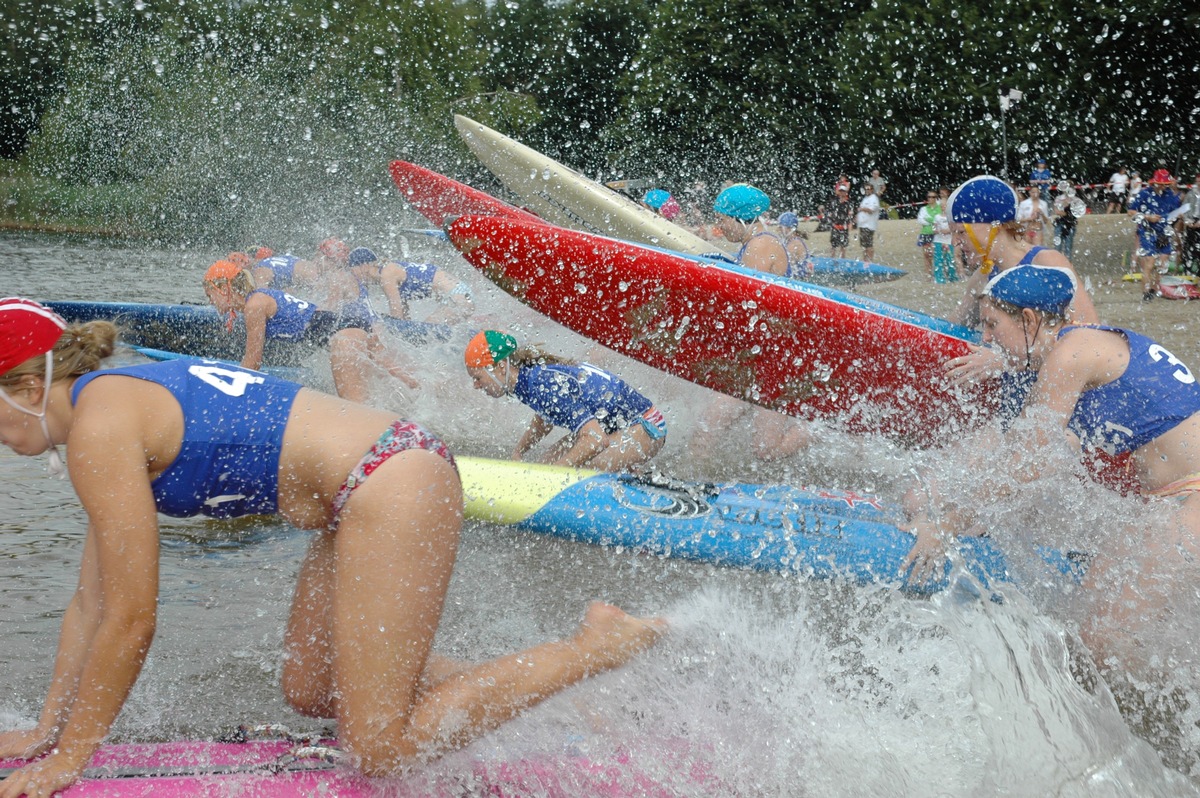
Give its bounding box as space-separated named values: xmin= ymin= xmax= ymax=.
xmin=713 ymin=184 xmax=770 ymax=221
xmin=983 ymin=265 xmax=1075 ymax=315
xmin=643 ymin=189 xmax=670 ymax=210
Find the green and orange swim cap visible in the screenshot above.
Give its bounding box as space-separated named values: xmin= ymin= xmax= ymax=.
xmin=464 ymin=330 xmax=517 ymax=368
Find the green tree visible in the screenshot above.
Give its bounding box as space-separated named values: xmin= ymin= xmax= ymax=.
xmin=610 ymin=0 xmax=862 ymax=207
xmin=827 ymin=0 xmax=1200 ymax=201
xmin=525 ymin=0 xmax=650 ymax=174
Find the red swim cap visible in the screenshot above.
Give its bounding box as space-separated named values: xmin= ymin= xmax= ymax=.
xmin=0 ymin=298 xmax=67 ymax=377
xmin=318 ymin=237 xmax=350 ymax=263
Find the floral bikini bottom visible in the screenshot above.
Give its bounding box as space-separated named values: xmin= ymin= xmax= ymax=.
xmin=330 ymin=420 xmax=457 ymax=525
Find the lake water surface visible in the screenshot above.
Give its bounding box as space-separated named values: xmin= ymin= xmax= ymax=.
xmin=2 ymin=229 xmax=1197 ymax=796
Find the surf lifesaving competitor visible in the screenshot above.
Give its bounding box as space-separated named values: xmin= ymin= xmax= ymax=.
xmin=941 ymin=175 xmax=1099 ymax=386
xmin=202 ymin=259 xmax=419 ymax=403
xmin=1128 ymin=168 xmax=1182 ymax=301
xmin=343 ymin=246 xmax=474 ymax=324
xmin=641 ymin=188 xmax=682 ymax=221
xmin=899 ymin=266 xmax=1200 ymax=673
xmin=221 ymin=249 xmax=328 ymax=294
xmin=0 ymin=298 xmax=668 ymax=798
xmin=776 ymin=211 xmax=812 ymax=269
xmin=250 ymin=250 xmax=327 ymax=293
xmin=712 ymin=183 xmax=799 ymax=278
xmin=464 ymin=330 xmax=667 ymax=472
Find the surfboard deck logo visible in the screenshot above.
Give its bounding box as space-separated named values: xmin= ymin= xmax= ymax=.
xmin=612 ymin=481 xmax=712 ymax=519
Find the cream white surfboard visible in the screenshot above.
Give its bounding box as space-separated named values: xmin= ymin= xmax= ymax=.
xmin=454 ymin=113 xmax=724 ymax=256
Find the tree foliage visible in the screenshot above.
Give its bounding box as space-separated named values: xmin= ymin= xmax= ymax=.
xmin=3 ymin=0 xmax=1197 ymax=237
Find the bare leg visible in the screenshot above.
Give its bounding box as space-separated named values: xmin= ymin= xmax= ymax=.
xmin=751 ymin=408 xmax=811 ymax=461
xmin=402 ymin=602 xmax=667 ymax=760
xmin=366 ymin=332 xmax=420 ymax=390
xmin=282 ymin=528 xmax=337 ymax=717
xmin=1079 ymin=496 xmax=1200 ymax=677
xmin=686 ymin=394 xmax=751 ymax=463
xmin=586 ymin=426 xmax=665 ymax=472
xmin=328 ymin=328 xmax=374 ymax=403
xmin=326 ymin=451 xmax=667 ymax=772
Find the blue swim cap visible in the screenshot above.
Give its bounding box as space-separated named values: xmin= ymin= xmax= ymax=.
xmin=347 ymin=247 xmax=378 ymax=267
xmin=982 ymin=265 xmax=1076 ymax=315
xmin=713 ymin=184 xmax=770 ymax=221
xmin=947 ymin=176 xmax=1018 ymax=224
xmin=643 ymin=189 xmax=670 ymax=210
xmin=778 ymin=211 xmax=799 ymax=229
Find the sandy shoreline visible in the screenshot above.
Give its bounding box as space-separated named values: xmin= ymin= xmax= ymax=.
xmin=797 ymin=213 xmax=1198 ymax=360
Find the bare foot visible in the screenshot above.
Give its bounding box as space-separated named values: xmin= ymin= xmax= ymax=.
xmin=574 ymin=602 xmax=669 ymax=674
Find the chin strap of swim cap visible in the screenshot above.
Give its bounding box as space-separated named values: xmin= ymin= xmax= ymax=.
xmin=1022 ymin=312 xmax=1051 ymax=372
xmin=963 ymin=223 xmax=1000 ymax=275
xmin=209 ymin=281 xmax=237 ymax=331
xmin=489 ymin=361 xmax=512 ymax=395
xmin=0 ymin=351 xmax=66 ymax=478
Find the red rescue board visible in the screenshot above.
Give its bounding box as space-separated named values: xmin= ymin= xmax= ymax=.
xmin=446 ymin=214 xmax=1002 ymax=446
xmin=388 ymin=160 xmax=545 ymax=227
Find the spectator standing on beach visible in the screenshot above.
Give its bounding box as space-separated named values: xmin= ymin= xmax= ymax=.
xmin=868 ymin=169 xmax=887 ymax=199
xmin=856 ymin=182 xmax=881 ymax=262
xmin=1107 ymin=166 xmax=1130 ymax=213
xmin=1129 ymin=168 xmax=1182 ymax=301
xmin=932 ymin=187 xmax=957 ymax=283
xmin=868 ymin=169 xmax=888 ymax=217
xmin=1052 ymin=181 xmax=1083 ymax=259
xmin=827 ymin=185 xmax=854 ymax=257
xmin=1128 ymin=171 xmax=1144 ymax=204
xmin=916 ymin=190 xmax=940 ymax=279
xmin=1018 ymin=186 xmax=1050 ymax=246
xmin=1029 ymin=158 xmax=1053 ymax=194
xmin=813 ymin=205 xmax=831 ymax=233
xmin=1179 ymin=172 xmax=1200 ymax=276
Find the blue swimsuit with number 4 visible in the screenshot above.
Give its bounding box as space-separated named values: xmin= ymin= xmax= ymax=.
xmin=71 ymin=360 xmax=302 ymax=518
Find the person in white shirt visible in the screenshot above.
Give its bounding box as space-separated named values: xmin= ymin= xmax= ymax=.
xmin=1017 ymin=186 xmax=1050 ymax=246
xmin=856 ymin=182 xmax=881 ymax=261
xmin=1106 ymin=167 xmax=1129 ymax=214
xmin=1128 ymin=171 xmax=1144 ymax=204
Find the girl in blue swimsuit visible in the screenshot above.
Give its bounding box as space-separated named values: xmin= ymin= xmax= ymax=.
xmin=0 ymin=299 xmax=667 ymax=798
xmin=203 ymin=259 xmax=418 ymax=403
xmin=942 ymin=175 xmax=1100 ymax=387
xmin=900 ymin=266 xmax=1200 ymax=682
xmin=343 ymin=247 xmax=474 ymax=324
xmin=464 ymin=330 xmax=667 ymax=472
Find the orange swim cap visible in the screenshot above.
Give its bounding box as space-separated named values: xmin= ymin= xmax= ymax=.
xmin=204 ymin=259 xmax=242 ymax=283
xmin=227 ymin=251 xmax=252 ymax=268
xmin=250 ymin=246 xmax=274 ymax=260
xmin=464 ymin=330 xmax=518 ymax=368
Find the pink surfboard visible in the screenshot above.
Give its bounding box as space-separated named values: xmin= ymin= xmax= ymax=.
xmin=1 ymin=737 xmax=714 ymax=796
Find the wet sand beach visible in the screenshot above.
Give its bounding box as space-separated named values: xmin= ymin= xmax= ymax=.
xmin=799 ymin=214 xmax=1197 ymax=360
